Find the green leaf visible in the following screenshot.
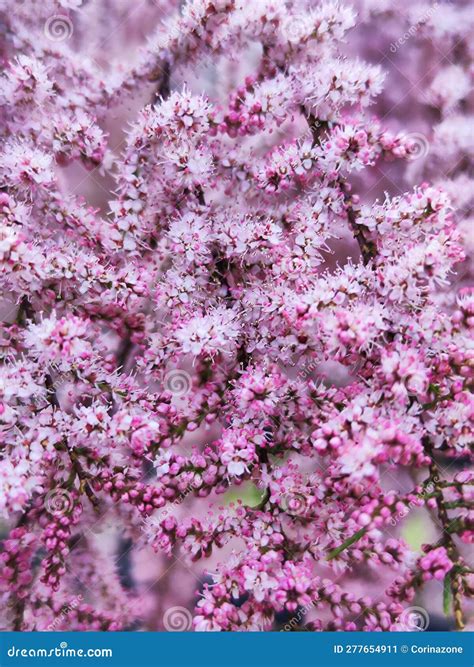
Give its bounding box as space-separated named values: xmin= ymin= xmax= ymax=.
xmin=428 ymin=383 xmax=440 ymax=396
xmin=443 ymin=572 xmax=452 ymax=617
xmin=326 ymin=527 xmax=367 ymax=561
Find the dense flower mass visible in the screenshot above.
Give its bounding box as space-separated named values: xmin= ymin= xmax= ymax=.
xmin=0 ymin=0 xmax=472 ymax=633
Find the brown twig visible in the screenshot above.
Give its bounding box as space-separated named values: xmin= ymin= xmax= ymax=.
xmin=424 ymin=439 xmax=466 ymax=630
xmin=304 ymin=111 xmax=376 ymax=265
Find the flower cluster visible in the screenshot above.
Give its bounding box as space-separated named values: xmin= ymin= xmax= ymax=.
xmin=0 ymin=0 xmax=472 ymax=633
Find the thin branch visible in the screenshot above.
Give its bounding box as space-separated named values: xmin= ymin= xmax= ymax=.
xmin=424 ymin=439 xmax=466 ymax=630
xmin=303 ymin=111 xmax=376 ymax=265
xmin=337 ymin=177 xmax=377 ymax=266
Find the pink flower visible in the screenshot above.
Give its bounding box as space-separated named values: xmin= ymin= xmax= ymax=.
xmin=0 ymin=0 xmax=471 ymax=634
